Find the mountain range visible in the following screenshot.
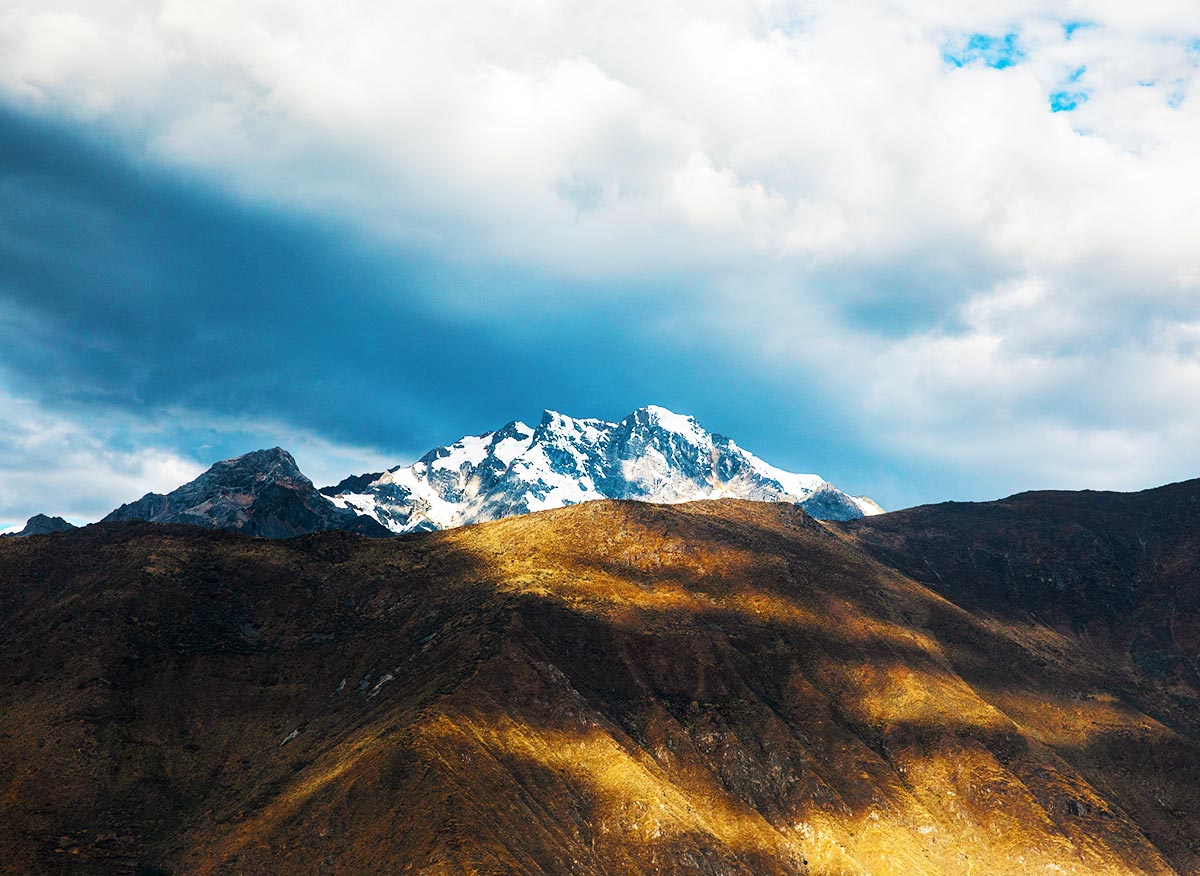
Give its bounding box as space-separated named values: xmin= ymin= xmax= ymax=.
xmin=29 ymin=405 xmax=880 ymax=539
xmin=321 ymin=405 xmax=881 ymax=533
xmin=1 ymin=483 xmax=1198 ymax=875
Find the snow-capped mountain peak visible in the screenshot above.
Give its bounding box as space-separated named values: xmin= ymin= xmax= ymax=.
xmin=323 ymin=406 xmax=883 ymax=533
xmin=634 ymin=404 xmax=708 ymax=441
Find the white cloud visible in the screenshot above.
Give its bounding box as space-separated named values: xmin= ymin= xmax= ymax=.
xmin=2 ymin=1 xmax=1196 ymax=274
xmin=0 ymin=388 xmax=402 ymax=526
xmin=709 ymin=269 xmax=1200 ymax=495
xmin=0 ymin=389 xmax=203 ymax=525
xmin=2 ymin=1 xmax=1200 ymax=500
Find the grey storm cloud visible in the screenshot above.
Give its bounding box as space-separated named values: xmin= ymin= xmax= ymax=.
xmin=0 ymin=107 xmax=865 ymax=523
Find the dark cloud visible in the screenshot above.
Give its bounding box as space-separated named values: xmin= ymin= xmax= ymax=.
xmin=0 ymin=107 xmax=891 ymax=508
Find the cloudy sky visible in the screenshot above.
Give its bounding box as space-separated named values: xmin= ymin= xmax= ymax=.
xmin=2 ymin=1 xmax=1200 ymax=526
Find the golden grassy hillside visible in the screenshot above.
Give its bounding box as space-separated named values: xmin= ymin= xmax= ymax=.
xmin=0 ymin=498 xmax=1197 ymax=875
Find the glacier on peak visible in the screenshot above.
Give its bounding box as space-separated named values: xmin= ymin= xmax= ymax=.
xmin=321 ymin=405 xmax=883 ymax=533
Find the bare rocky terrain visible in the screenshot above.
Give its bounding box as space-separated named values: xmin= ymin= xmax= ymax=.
xmin=1 ymin=489 xmax=1198 ymax=875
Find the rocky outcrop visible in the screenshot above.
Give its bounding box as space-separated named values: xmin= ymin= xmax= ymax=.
xmin=103 ymin=447 xmax=389 ymax=538
xmin=2 ymin=514 xmax=76 ymax=537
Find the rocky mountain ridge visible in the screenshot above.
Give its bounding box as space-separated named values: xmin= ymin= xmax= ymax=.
xmin=101 ymin=447 xmax=389 ymax=538
xmin=0 ymin=514 xmax=76 ymax=538
xmin=89 ymin=407 xmax=881 ymax=538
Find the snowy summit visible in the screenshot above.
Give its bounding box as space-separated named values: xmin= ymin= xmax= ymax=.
xmin=321 ymin=405 xmax=882 ymax=533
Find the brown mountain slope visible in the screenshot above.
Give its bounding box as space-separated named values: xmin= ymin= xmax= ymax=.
xmin=845 ymin=480 xmax=1200 ymax=872
xmin=0 ymin=499 xmax=1197 ymax=875
xmin=844 ymin=481 xmax=1200 ymax=739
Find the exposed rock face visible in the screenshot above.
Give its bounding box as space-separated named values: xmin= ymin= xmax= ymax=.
xmin=2 ymin=514 xmax=76 ymax=537
xmin=323 ymin=405 xmax=882 ymax=532
xmin=1 ymin=495 xmax=1198 ymax=875
xmin=102 ymin=447 xmax=388 ymax=538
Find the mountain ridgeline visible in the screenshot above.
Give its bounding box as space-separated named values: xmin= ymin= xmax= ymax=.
xmin=0 ymin=514 xmax=76 ymax=538
xmin=102 ymin=447 xmax=390 ymax=539
xmin=1 ymin=484 xmax=1199 ymax=875
xmin=96 ymin=406 xmax=881 ymax=537
xmin=321 ymin=406 xmax=881 ymax=533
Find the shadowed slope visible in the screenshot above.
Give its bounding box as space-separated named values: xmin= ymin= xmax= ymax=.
xmin=0 ymin=500 xmax=1197 ymax=875
xmin=846 ymin=481 xmax=1200 ymax=872
xmin=844 ymin=480 xmax=1200 ymax=741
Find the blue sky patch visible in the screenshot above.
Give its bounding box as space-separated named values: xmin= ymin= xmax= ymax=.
xmin=1050 ymin=91 xmax=1087 ymax=112
xmin=942 ymin=32 xmax=1025 ymax=70
xmin=1049 ymin=67 xmax=1089 ymax=113
xmin=1063 ymin=21 xmax=1091 ymax=40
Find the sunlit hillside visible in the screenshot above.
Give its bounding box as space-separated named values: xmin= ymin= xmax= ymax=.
xmin=1 ymin=496 xmax=1197 ymax=875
